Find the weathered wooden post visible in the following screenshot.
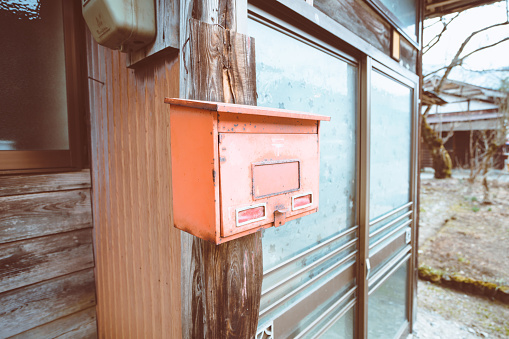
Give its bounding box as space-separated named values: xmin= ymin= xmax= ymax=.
xmin=179 ymin=1 xmax=263 ymax=338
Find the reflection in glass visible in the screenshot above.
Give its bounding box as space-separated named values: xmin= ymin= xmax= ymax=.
xmin=368 ymin=260 xmax=409 ymax=338
xmin=377 ymin=0 xmax=416 ymax=39
xmin=250 ymin=18 xmax=358 ymax=272
xmin=369 ymin=71 xmax=412 ymax=220
xmin=0 ymin=0 xmax=69 ymax=150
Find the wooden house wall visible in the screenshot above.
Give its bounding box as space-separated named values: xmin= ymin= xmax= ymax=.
xmin=314 ymin=0 xmax=418 ymax=72
xmin=86 ymin=32 xmax=182 ymax=338
xmin=0 ymin=170 xmax=97 ymax=338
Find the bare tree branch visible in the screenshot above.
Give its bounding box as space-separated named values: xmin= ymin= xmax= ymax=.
xmin=460 ymin=66 xmax=509 ymax=73
xmin=424 ymin=18 xmax=442 ymax=30
xmin=458 ymin=37 xmax=509 ymax=61
xmin=434 ymin=21 xmax=509 ymax=93
xmin=423 ymin=13 xmax=460 ymax=55
xmin=424 ymin=66 xmax=448 ymax=78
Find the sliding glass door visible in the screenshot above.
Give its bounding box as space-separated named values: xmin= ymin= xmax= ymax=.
xmin=249 ymin=7 xmax=418 ymax=338
xmin=249 ymin=13 xmax=358 ymax=339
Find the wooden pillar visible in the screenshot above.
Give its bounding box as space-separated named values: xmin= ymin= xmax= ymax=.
xmin=179 ymin=1 xmax=263 ymax=338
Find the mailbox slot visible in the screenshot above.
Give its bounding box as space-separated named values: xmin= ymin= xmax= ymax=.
xmin=236 ymin=203 xmax=267 ymax=227
xmin=292 ymin=192 xmax=313 ymax=211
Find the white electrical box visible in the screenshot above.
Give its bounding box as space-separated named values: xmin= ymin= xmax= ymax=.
xmin=82 ymin=0 xmax=156 ymax=53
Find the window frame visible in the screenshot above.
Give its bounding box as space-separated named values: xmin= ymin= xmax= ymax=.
xmin=0 ymin=0 xmax=88 ymax=173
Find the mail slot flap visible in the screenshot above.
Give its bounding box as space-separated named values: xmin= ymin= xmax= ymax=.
xmin=219 ymin=133 xmax=319 ymax=237
xmin=165 ymin=98 xmax=331 ymax=121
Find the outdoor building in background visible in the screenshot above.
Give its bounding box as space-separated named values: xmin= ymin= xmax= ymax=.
xmin=421 ymin=77 xmax=509 ymax=169
xmin=0 ymin=0 xmax=502 ymax=338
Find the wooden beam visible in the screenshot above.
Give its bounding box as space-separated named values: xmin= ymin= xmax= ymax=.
xmin=127 ymin=0 xmax=180 ymax=67
xmin=180 ymin=1 xmax=263 ymax=338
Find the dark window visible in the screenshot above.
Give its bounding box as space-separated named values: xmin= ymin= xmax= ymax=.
xmin=0 ymin=0 xmax=87 ymax=172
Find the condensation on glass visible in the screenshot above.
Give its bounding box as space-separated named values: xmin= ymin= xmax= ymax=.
xmin=0 ymin=0 xmax=69 ymax=151
xmin=249 ymin=17 xmax=358 ymax=335
xmin=368 ymin=260 xmax=409 ymax=338
xmin=369 ymin=71 xmax=412 ymax=221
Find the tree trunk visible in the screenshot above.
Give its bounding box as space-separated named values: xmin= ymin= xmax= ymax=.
xmin=421 ymin=116 xmax=452 ymax=179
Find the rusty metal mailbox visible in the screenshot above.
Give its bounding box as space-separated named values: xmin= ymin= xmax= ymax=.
xmin=165 ymin=98 xmax=330 ymax=244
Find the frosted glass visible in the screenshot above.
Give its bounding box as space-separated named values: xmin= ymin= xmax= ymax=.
xmin=369 ymin=71 xmax=412 ymax=220
xmin=249 ymin=19 xmax=358 ymax=272
xmin=0 ymin=0 xmax=69 ymax=150
xmin=368 ymin=260 xmax=409 ymax=338
xmin=320 ymin=307 xmax=354 ymax=339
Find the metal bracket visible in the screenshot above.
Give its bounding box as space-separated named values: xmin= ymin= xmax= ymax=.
xmin=274 ymin=209 xmax=288 ymax=227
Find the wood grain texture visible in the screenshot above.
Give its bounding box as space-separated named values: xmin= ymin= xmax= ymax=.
xmin=183 ymin=19 xmax=256 ymax=104
xmin=314 ymin=0 xmax=417 ymax=72
xmin=314 ymin=0 xmax=391 ymax=55
xmin=180 ymin=4 xmax=263 ymax=338
xmin=0 ymin=170 xmax=91 ymax=198
xmin=0 ymin=229 xmax=94 ymax=293
xmin=127 ymin=0 xmax=179 ymax=67
xmin=183 ymin=235 xmax=263 ymax=339
xmin=0 ymin=268 xmax=96 ymax=338
xmin=0 ymin=189 xmax=92 ymax=244
xmin=399 ymin=35 xmax=417 ymax=73
xmin=87 ymin=28 xmax=182 ymax=338
xmin=10 ymin=307 xmax=98 ymax=339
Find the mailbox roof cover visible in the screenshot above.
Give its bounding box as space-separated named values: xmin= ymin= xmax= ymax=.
xmin=164 ymin=98 xmax=331 ymax=122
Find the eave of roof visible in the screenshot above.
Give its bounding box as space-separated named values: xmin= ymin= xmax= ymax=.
xmin=425 ymin=0 xmax=501 ymax=19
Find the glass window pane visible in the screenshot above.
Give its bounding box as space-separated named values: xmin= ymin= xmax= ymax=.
xmin=250 ymin=19 xmax=358 ymax=272
xmin=369 ymin=71 xmax=412 ymax=220
xmin=318 ymin=306 xmax=355 ymax=339
xmin=368 ymin=260 xmax=409 ymax=338
xmin=377 ymin=0 xmax=417 ymax=39
xmin=0 ymin=0 xmax=69 ymax=151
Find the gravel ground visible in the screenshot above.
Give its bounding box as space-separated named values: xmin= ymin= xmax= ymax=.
xmin=411 ymin=171 xmax=509 ymax=338
xmin=413 ymin=281 xmax=509 ymax=338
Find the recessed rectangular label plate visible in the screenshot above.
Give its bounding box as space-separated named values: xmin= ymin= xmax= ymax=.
xmin=252 ymin=160 xmax=300 ymax=199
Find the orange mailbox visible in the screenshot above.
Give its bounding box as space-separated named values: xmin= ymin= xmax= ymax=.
xmin=165 ymin=98 xmax=330 ymax=244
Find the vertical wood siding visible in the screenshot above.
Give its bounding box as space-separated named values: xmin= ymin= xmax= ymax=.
xmin=86 ymin=31 xmax=182 ymax=338
xmin=0 ymin=170 xmax=97 ymax=338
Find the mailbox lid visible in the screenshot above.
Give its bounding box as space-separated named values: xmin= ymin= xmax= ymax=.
xmin=218 ymin=133 xmax=319 ymax=237
xmin=165 ymin=98 xmax=331 ymax=121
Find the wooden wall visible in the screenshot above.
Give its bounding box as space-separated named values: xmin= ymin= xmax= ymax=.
xmin=0 ymin=170 xmax=97 ymax=338
xmin=86 ymin=31 xmax=182 ymax=338
xmin=314 ymin=0 xmax=417 ymax=72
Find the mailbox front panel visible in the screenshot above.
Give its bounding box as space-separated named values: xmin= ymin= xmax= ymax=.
xmin=218 ymin=133 xmax=319 ymax=237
